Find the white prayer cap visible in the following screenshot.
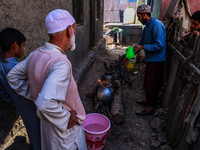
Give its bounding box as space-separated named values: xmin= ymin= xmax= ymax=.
xmin=45 ymin=9 xmax=76 ymax=34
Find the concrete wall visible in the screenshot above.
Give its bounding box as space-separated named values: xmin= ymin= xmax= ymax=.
xmin=66 ymin=0 xmax=91 ymax=67
xmin=105 ymin=23 xmax=142 ymax=44
xmin=94 ymin=0 xmax=104 ymax=44
xmin=0 ymin=0 xmax=93 ymax=68
xmin=144 ymin=0 xmax=162 ymax=19
xmin=151 ymin=0 xmax=162 ymax=19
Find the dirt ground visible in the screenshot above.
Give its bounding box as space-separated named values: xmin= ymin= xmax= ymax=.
xmin=79 ymin=44 xmax=155 ymax=150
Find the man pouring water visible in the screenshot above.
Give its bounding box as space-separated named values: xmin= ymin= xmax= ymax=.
xmin=134 ymin=4 xmax=166 ymax=116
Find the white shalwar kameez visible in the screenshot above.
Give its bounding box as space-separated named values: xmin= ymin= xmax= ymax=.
xmin=7 ymin=42 xmax=87 ymax=150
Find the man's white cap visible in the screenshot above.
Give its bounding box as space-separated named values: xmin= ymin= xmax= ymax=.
xmin=45 ymin=9 xmax=76 ymax=34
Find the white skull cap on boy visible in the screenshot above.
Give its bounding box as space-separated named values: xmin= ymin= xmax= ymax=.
xmin=45 ymin=9 xmax=75 ymax=34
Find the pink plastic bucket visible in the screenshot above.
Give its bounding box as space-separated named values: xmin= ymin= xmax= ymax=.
xmin=83 ymin=113 xmax=111 ymax=150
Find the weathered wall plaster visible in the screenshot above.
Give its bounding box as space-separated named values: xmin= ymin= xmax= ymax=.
xmin=0 ymin=0 xmax=95 ymax=68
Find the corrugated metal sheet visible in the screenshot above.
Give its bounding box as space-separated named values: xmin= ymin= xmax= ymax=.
xmin=104 ymin=0 xmax=120 ymax=22
xmin=104 ymin=0 xmax=137 ymax=23
xmin=104 ymin=0 xmax=119 ymax=10
xmin=119 ymin=3 xmax=137 ymax=11
xmin=104 ymin=10 xmax=120 ymax=22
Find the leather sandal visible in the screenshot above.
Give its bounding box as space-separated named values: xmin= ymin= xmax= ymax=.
xmin=136 ymin=109 xmax=154 ymax=116
xmin=136 ymin=99 xmax=148 ymax=106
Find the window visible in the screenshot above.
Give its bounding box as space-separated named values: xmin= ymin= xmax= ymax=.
xmin=73 ymin=0 xmax=83 ymax=25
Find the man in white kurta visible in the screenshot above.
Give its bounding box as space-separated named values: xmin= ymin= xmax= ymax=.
xmin=7 ymin=9 xmax=87 ymax=150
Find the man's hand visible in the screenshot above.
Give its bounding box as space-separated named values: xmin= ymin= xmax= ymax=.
xmin=67 ymin=110 xmax=78 ymax=129
xmin=133 ymin=45 xmax=144 ymax=52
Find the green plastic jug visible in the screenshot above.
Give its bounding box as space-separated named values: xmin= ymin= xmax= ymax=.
xmin=126 ymin=46 xmax=135 ymax=59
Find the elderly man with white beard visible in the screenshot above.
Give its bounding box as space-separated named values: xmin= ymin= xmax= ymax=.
xmin=6 ymin=9 xmax=87 ymax=150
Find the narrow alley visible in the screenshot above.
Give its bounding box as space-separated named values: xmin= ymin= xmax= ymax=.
xmin=78 ymin=44 xmax=164 ymax=150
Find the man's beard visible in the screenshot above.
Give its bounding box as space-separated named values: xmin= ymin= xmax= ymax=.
xmin=69 ymin=31 xmax=76 ymax=51
xmin=141 ymin=17 xmax=148 ymax=25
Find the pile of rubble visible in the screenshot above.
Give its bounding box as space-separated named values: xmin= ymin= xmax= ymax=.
xmin=150 ymin=108 xmax=173 ymax=150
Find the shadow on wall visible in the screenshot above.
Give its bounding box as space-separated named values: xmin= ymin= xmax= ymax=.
xmin=120 ymin=10 xmax=124 ymax=22
xmin=5 ymin=136 xmax=32 ymax=150
xmin=0 ymin=100 xmax=18 ymax=145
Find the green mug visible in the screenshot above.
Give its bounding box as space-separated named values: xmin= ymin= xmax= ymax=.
xmin=126 ymin=46 xmax=135 ymax=59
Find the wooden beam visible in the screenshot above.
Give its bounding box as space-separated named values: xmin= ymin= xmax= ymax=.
xmin=163 ymin=56 xmax=180 ymax=107
xmin=168 ymin=43 xmax=200 ymax=82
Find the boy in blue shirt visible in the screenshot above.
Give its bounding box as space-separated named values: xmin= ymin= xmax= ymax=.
xmin=0 ymin=28 xmax=41 ymax=149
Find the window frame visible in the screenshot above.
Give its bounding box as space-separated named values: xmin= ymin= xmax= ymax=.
xmin=73 ymin=0 xmax=84 ymax=26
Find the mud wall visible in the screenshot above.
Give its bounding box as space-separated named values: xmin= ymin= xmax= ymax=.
xmin=0 ymin=0 xmax=91 ymax=68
